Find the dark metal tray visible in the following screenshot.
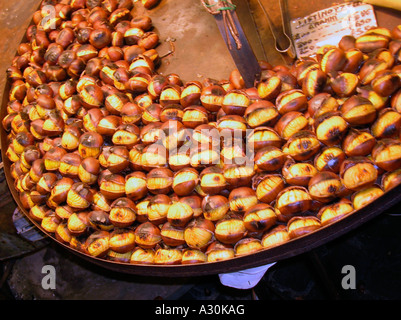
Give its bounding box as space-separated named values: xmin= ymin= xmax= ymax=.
xmin=1 ymin=0 xmax=401 ymax=277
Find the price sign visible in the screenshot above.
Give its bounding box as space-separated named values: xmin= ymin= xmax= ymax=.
xmin=290 ymin=2 xmax=377 ymax=58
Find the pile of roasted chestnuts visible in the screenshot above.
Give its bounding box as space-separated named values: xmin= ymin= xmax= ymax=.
xmin=3 ymin=0 xmax=401 ymax=266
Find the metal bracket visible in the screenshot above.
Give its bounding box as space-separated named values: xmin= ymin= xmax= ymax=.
xmin=201 ymin=0 xmax=262 ymax=88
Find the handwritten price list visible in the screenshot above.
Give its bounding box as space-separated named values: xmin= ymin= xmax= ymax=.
xmin=290 ymin=2 xmax=377 ymax=58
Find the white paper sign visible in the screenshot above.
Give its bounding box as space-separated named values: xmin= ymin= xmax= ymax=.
xmin=290 ymin=2 xmax=377 ymax=58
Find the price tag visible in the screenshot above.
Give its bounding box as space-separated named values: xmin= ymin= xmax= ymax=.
xmin=290 ymin=2 xmax=377 ymax=58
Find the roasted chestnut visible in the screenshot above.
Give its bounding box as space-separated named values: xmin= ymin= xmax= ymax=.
xmin=168 ymin=148 xmax=191 ymax=172
xmin=184 ymin=217 xmax=215 ymax=251
xmin=382 ymin=168 xmax=401 ymax=191
xmin=160 ymin=120 xmax=187 ymax=151
xmin=154 ymin=248 xmax=182 ymax=265
xmin=167 ymin=201 xmax=193 ymax=228
xmin=340 ymin=95 xmax=377 ymax=126
xmin=161 ymin=222 xmax=185 ymax=247
xmin=41 ymin=211 xmax=61 ymax=234
xmin=172 ymin=167 xmax=199 ymax=196
xmin=275 ymin=89 xmax=308 ymax=115
xmin=330 ymin=72 xmax=359 ymax=97
xmin=99 ymin=173 xmax=126 ymax=199
xmin=206 ymin=241 xmax=235 ymax=262
xmin=67 ymin=211 xmax=90 ymax=236
xmin=247 ymin=127 xmax=283 ymax=151
xmin=87 ymin=210 xmax=113 ymax=231
xmin=217 ymin=115 xmax=247 ymax=138
xmin=181 ymin=249 xmax=207 ymax=264
xmin=222 ymin=164 xmax=255 ymax=187
xmin=352 ymin=185 xmax=384 ymax=210
xmin=125 ymin=171 xmax=148 ymax=200
xmin=274 ymin=186 xmax=312 ymax=222
xmin=78 ymin=131 xmax=104 ymax=159
xmin=317 ymin=198 xmax=354 ymax=226
xmin=85 ymin=231 xmax=110 ymax=257
xmin=261 ymin=225 xmax=290 ymax=249
xmin=287 ymin=216 xmax=321 ymax=239
xmin=282 ymin=158 xmax=318 ymax=186
xmin=189 ymin=145 xmax=220 ymax=169
xmin=147 ymin=194 xmax=171 ymax=225
xmin=244 ymin=100 xmax=279 ymax=129
xmin=340 ymin=157 xmax=378 ymax=191
xmin=179 ymin=194 xmax=203 ymax=218
xmin=78 ymin=156 xmax=100 ymax=185
xmin=182 ymin=106 xmax=208 ymax=128
xmin=228 ymin=187 xmax=258 ymax=214
xmin=134 ymin=221 xmax=161 ymax=249
xmin=141 ymin=144 xmax=168 ymax=171
xmin=201 ymin=194 xmax=229 ymax=221
xmin=112 ymin=123 xmax=140 ymax=148
xmin=253 ymin=173 xmax=285 ymax=204
xmin=146 ymin=167 xmax=173 ymax=194
xmin=66 ymin=182 xmax=93 ymax=210
xmin=200 ymin=84 xmax=226 ymax=112
xmin=243 ymin=203 xmax=277 ymax=233
xmin=371 ymin=138 xmax=401 ymax=172
xmin=199 ymin=166 xmax=226 ymax=195
xmin=320 ymin=47 xmax=346 ymax=76
xmin=302 ymin=68 xmax=327 ymax=98
xmin=221 ymin=89 xmax=250 ymax=116
xmin=342 ymin=128 xmax=376 ymax=157
xmin=314 ymin=146 xmax=346 ymax=173
xmin=254 ymin=146 xmax=286 ymax=172
xmin=130 ymin=247 xmax=155 ymax=264
xmin=109 ymin=197 xmax=136 ymax=227
xmin=371 ymin=108 xmax=401 ymax=139
xmin=282 ymin=130 xmax=321 ymax=161
xmin=274 ymin=111 xmax=309 ymax=141
xmin=355 ymin=31 xmax=390 ymax=53
xmin=55 ymin=223 xmax=72 ymax=245
xmin=308 ymin=171 xmax=341 ymax=202
xmin=43 ymin=146 xmax=67 ymax=171
xmin=234 ymin=238 xmax=263 ymax=256
xmin=97 ymin=115 xmax=122 ymax=136
xmin=308 ymin=92 xmax=339 ymax=119
xmin=99 ymin=145 xmax=130 ymax=173
xmin=109 ymin=228 xmax=136 ymax=253
xmin=371 ymin=70 xmax=401 ymax=97
xmin=257 ymin=75 xmax=282 ymax=100
xmin=49 ymin=177 xmax=75 ymax=205
xmin=314 ymin=112 xmax=348 ymax=146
